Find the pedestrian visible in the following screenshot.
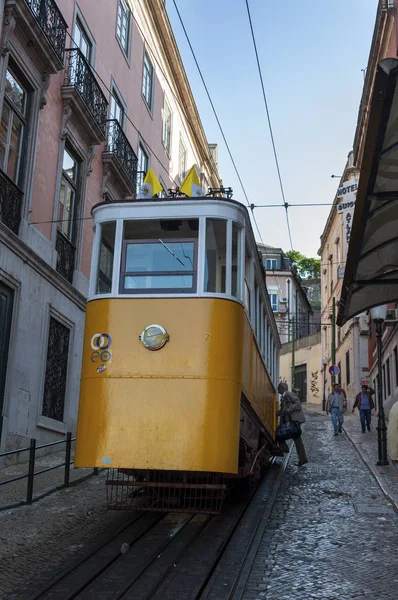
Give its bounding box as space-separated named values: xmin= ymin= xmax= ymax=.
xmin=326 ymin=383 xmax=346 ymax=436
xmin=277 ymin=382 xmax=308 ymax=466
xmin=352 ymin=385 xmax=375 ymax=433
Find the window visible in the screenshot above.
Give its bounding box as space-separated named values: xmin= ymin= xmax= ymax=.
xmin=142 ymin=52 xmax=154 ymax=110
xmin=346 ymin=350 xmax=350 ymax=386
xmin=394 ymin=346 xmax=398 ymax=387
xmin=96 ymin=222 xmax=116 ymax=294
xmin=387 ymin=358 xmax=391 ymax=396
xmin=231 ymin=223 xmax=241 ymax=298
xmin=162 ymin=98 xmax=172 ymax=154
xmin=337 ymin=327 xmax=341 ymax=346
xmin=110 ymin=91 xmax=124 ymax=126
xmin=337 ymin=361 xmax=342 ymax=386
xmin=75 ymin=17 xmax=92 ymax=62
xmin=0 ymin=68 xmax=29 ymax=185
xmin=58 ymin=147 xmax=80 ymax=241
xmin=42 ymin=317 xmax=70 ymax=422
xmin=205 ymin=219 xmax=226 ymax=293
xmin=179 ymin=139 xmax=187 ymax=181
xmin=158 ymin=178 xmax=168 ymax=198
xmin=269 ymin=293 xmax=278 ymax=312
xmin=120 ymin=219 xmax=198 ymax=293
xmin=137 ymin=144 xmax=149 ymax=192
xmin=265 ymin=258 xmax=277 ymax=270
xmin=117 ymin=0 xmax=130 ymax=54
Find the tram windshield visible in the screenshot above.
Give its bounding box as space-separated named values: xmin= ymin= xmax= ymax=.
xmin=120 ymin=219 xmax=198 ymax=293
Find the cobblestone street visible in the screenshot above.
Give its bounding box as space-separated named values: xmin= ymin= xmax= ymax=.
xmin=2 ymin=407 xmax=398 ymax=599
xmin=243 ymin=411 xmax=398 ymax=600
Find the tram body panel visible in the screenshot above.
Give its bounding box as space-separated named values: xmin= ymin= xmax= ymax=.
xmin=75 ymin=297 xmax=244 ymax=472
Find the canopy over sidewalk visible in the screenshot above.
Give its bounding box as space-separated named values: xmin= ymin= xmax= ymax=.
xmin=338 ymin=58 xmax=398 ymax=325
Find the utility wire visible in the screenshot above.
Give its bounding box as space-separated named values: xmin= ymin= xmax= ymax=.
xmin=171 ymin=0 xmax=265 ymax=245
xmin=244 ymin=0 xmax=293 ymax=251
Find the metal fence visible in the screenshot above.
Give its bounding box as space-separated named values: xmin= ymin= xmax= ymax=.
xmin=0 ymin=433 xmax=98 ymax=506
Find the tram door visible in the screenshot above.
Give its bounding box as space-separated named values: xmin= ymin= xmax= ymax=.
xmin=0 ymin=283 xmax=14 ymax=442
xmin=295 ymin=364 xmax=307 ymax=403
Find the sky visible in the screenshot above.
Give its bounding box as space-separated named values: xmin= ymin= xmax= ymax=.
xmin=166 ymin=0 xmax=378 ymax=258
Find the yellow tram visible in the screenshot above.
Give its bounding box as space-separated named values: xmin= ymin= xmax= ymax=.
xmin=75 ymin=194 xmax=281 ymax=513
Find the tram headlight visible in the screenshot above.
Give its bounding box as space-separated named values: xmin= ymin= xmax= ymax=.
xmin=139 ymin=324 xmax=169 ymax=350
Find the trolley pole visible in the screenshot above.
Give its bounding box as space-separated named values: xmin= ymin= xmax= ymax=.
xmin=291 ymin=316 xmax=295 ymax=391
xmin=331 ymin=297 xmax=336 ymax=386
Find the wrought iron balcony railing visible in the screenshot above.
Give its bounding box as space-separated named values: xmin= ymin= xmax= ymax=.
xmin=24 ymin=0 xmax=67 ymax=64
xmin=56 ymin=230 xmax=75 ymax=283
xmin=63 ymin=49 xmax=108 ymax=137
xmin=105 ymin=120 xmax=139 ymax=192
xmin=0 ymin=169 xmax=23 ymax=235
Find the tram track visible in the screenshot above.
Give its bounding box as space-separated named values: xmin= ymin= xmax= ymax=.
xmin=27 ymin=450 xmax=290 ymax=600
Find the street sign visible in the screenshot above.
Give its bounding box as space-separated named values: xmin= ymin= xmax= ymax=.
xmin=329 ymin=365 xmax=340 ymax=376
xmin=360 ymin=377 xmax=369 ymax=386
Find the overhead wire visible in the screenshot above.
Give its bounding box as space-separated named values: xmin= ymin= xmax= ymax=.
xmin=171 ymin=0 xmax=265 ymax=245
xmin=244 ymin=0 xmax=293 ymax=251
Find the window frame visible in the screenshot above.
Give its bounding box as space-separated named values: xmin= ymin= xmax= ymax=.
xmin=265 ymin=258 xmax=277 ymax=270
xmin=345 ymin=350 xmax=350 ymax=386
xmin=162 ymin=97 xmax=172 ymax=154
xmin=142 ymin=51 xmax=154 ymax=111
xmin=179 ymin=138 xmax=187 ymax=181
xmin=0 ymin=66 xmax=30 ymax=187
xmin=136 ymin=143 xmax=149 ymax=192
xmin=41 ymin=315 xmax=71 ymax=424
xmin=57 ymin=145 xmax=81 ymax=244
xmin=109 ymin=86 xmax=126 ymax=127
xmin=74 ymin=16 xmax=93 ymax=63
xmin=119 ymin=237 xmax=198 ymax=294
xmin=116 ymin=0 xmax=131 ymax=57
xmin=269 ymin=293 xmax=278 ymax=312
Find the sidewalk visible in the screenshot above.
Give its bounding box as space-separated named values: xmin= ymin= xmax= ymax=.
xmin=0 ymin=445 xmax=96 ymax=510
xmin=305 ymin=402 xmax=398 ymax=509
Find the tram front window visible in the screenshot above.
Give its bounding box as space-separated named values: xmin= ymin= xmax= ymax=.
xmin=120 ymin=219 xmax=198 ymax=293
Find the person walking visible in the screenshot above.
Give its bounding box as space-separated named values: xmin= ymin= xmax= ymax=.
xmin=352 ymin=385 xmax=375 ymax=433
xmin=326 ymin=383 xmax=346 ymax=436
xmin=277 ymin=382 xmax=308 ymax=466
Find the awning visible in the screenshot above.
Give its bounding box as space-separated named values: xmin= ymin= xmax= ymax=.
xmin=338 ymin=58 xmax=398 ymax=325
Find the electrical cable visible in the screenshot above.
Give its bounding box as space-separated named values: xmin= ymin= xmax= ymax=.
xmin=244 ymin=0 xmax=293 ymax=250
xmin=171 ymin=0 xmax=265 ymax=246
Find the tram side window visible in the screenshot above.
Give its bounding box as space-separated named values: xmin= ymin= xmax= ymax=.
xmin=120 ymin=219 xmax=198 ymax=293
xmin=96 ymin=221 xmax=116 ymax=294
xmin=205 ymin=219 xmax=226 ymax=293
xmin=231 ymin=223 xmax=241 ymax=298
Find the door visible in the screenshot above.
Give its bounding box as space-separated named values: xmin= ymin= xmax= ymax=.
xmin=295 ymin=364 xmax=307 ymax=403
xmin=0 ymin=282 xmax=14 ymax=441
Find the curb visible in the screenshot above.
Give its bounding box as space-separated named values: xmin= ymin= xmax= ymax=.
xmin=343 ymin=427 xmax=398 ymax=511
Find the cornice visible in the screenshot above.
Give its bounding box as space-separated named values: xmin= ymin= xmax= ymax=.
xmin=0 ymin=224 xmax=86 ymax=311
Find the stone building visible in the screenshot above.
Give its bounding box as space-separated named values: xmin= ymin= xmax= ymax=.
xmin=0 ymin=0 xmax=220 ymax=456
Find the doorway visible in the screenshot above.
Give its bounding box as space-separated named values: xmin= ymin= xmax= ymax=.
xmin=0 ymin=282 xmax=14 ymax=442
xmin=295 ymin=364 xmax=307 ymax=403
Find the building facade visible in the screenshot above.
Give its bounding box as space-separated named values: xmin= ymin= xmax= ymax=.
xmin=279 ymin=332 xmax=322 ymax=404
xmin=258 ymin=244 xmax=315 ymax=345
xmin=0 ymin=0 xmax=221 ymax=456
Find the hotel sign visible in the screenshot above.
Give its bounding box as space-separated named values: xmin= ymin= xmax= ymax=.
xmin=336 ymin=179 xmax=358 ymax=262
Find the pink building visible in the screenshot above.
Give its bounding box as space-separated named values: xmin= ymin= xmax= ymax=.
xmin=0 ymin=0 xmax=220 ymax=456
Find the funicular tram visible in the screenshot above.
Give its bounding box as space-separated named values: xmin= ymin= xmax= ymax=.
xmin=75 ymin=190 xmax=281 ymax=514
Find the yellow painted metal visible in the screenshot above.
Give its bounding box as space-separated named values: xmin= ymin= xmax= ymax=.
xmin=75 ymin=297 xmax=277 ymax=472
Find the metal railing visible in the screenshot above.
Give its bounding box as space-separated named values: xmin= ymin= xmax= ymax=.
xmin=24 ymin=0 xmax=68 ymax=64
xmin=63 ymin=48 xmax=108 ymax=137
xmin=0 ymin=169 xmax=24 ymax=235
xmin=56 ymin=229 xmax=75 ymax=283
xmin=0 ymin=433 xmax=99 ymax=506
xmin=106 ymin=120 xmax=138 ymax=192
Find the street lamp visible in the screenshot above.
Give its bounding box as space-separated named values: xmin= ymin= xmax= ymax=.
xmin=322 ymin=357 xmax=328 ymax=411
xmin=370 ymin=304 xmax=389 ymax=466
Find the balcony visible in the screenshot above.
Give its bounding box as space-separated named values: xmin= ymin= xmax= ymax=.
xmin=0 ymin=169 xmax=23 ymax=235
xmin=102 ymin=120 xmax=139 ymax=197
xmin=56 ymin=230 xmax=75 ymax=284
xmin=61 ymin=49 xmax=108 ymax=145
xmin=5 ymin=0 xmax=67 ymax=73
